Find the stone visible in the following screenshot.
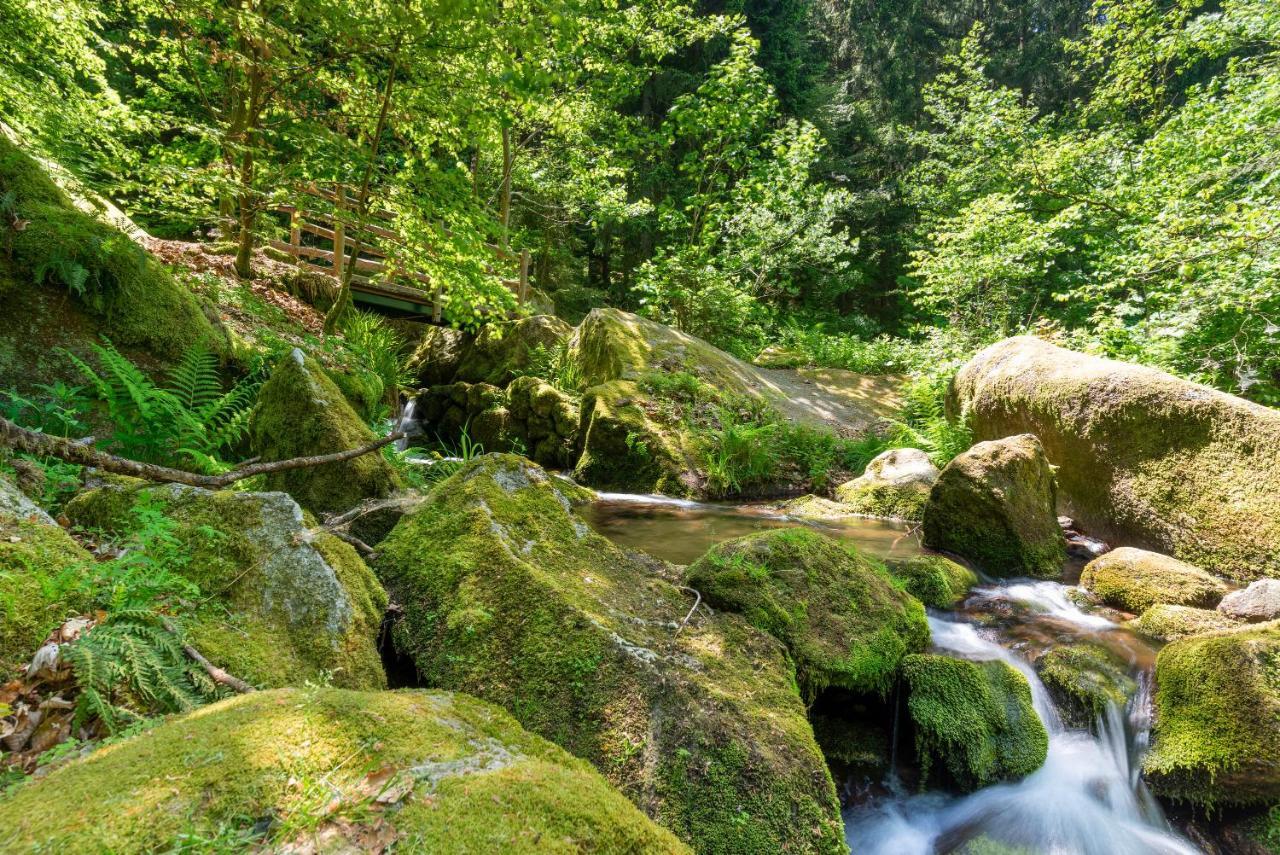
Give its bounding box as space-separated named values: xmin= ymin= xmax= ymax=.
xmin=1145 ymin=622 xmax=1280 ymax=807
xmin=1035 ymin=644 xmax=1135 ymax=729
xmin=835 ymin=448 xmax=939 ymax=521
xmin=686 ymin=528 xmax=929 ymax=700
xmin=922 ymin=434 xmax=1066 ymax=578
xmin=405 ymin=324 xmax=473 ymax=386
xmin=0 ymin=688 xmax=689 ymax=853
xmin=248 ymin=348 xmax=401 ymax=514
xmin=1080 ymin=547 xmax=1227 ymax=614
xmin=772 ymin=495 xmax=852 ymax=520
xmin=65 ymin=481 xmax=387 ymax=690
xmin=887 ymin=554 xmax=979 ymax=608
xmin=950 ymin=336 xmax=1280 ymax=584
xmin=1127 ymin=604 xmax=1243 ymax=642
xmin=1218 ymin=579 xmax=1280 ymax=623
xmin=374 ymin=454 xmax=845 ymax=853
xmin=454 ymin=315 xmax=573 ymax=386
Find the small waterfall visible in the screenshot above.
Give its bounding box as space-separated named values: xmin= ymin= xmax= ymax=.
xmin=393 ymin=397 xmax=418 ymax=452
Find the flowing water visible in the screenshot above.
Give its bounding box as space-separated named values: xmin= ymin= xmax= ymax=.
xmin=585 ymin=497 xmax=1201 ymax=855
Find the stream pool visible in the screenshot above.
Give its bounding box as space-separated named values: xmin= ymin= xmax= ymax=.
xmin=584 ymin=495 xmax=1200 ymax=855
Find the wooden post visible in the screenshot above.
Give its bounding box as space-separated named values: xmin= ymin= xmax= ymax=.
xmin=332 ymin=183 xmax=346 ymax=282
xmin=289 ymin=207 xmax=301 ymax=251
xmin=432 ymin=280 xmax=443 ymax=323
xmin=518 ymin=248 xmax=530 ymax=306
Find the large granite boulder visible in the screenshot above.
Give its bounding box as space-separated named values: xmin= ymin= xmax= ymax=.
xmin=248 ymin=348 xmax=401 ymax=514
xmin=1127 ymin=605 xmax=1242 ymax=642
xmin=374 ymin=455 xmax=844 ymax=853
xmin=922 ymin=434 xmax=1066 ymax=578
xmin=902 ymin=654 xmax=1049 ymax=792
xmin=0 ymin=476 xmax=92 ymax=676
xmin=950 ymin=336 xmax=1280 ymax=584
xmin=1080 ymin=547 xmax=1227 ymax=614
xmin=835 ymin=448 xmax=939 ymax=521
xmin=454 ymin=315 xmax=573 ymax=386
xmin=0 ymin=688 xmax=689 ymax=853
xmin=65 ymin=481 xmax=387 ymax=690
xmin=686 ymin=528 xmax=929 ymax=700
xmin=1144 ymin=622 xmax=1280 ymax=807
xmin=1218 ymin=579 xmax=1280 ymax=623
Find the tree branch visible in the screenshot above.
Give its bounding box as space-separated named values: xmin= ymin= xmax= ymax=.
xmin=162 ymin=619 xmax=255 ymax=694
xmin=0 ymin=417 xmax=402 ymax=490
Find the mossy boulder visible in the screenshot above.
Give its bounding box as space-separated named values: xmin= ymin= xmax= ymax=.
xmin=1128 ymin=604 xmax=1243 ymax=642
xmin=0 ymin=134 xmax=225 ymax=390
xmin=922 ymin=434 xmax=1066 ymax=578
xmin=506 ymin=375 xmax=580 ymax=467
xmin=248 ymin=348 xmax=401 ymax=514
xmin=574 ymin=379 xmax=697 ymax=495
xmin=686 ymin=528 xmax=929 ymax=700
xmin=888 ymin=554 xmax=979 ymax=608
xmin=374 ymin=455 xmax=844 ymax=853
xmin=773 ymin=495 xmax=853 ymax=520
xmin=325 ymin=366 xmax=384 ymax=423
xmin=65 ymin=481 xmax=387 ymax=690
xmin=0 ymin=687 xmax=689 ymax=853
xmin=0 ymin=476 xmax=92 ymax=676
xmin=455 ymin=315 xmax=573 ymax=386
xmin=406 ymin=324 xmax=473 ymax=386
xmin=835 ymin=448 xmax=939 ymax=521
xmin=1144 ymin=622 xmax=1280 ymax=807
xmin=1035 ymin=644 xmax=1136 ymax=729
xmin=951 ymin=336 xmax=1280 ymax=584
xmin=902 ymin=654 xmax=1049 ymax=791
xmin=1080 ymin=547 xmax=1226 ymax=614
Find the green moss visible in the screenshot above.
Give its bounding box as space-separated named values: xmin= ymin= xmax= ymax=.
xmin=837 ymin=479 xmax=931 ymax=521
xmin=1036 ymin=644 xmax=1136 ymax=729
xmin=374 ymin=454 xmax=844 ymax=853
xmin=0 ymin=478 xmax=92 ymax=675
xmin=809 ymin=712 xmax=890 ymax=775
xmin=456 ymin=315 xmax=573 ymax=386
xmin=248 ymin=349 xmax=402 ymax=514
xmin=0 ymin=135 xmax=224 ymax=364
xmin=64 ymin=481 xmax=387 ymax=690
xmin=1080 ymin=547 xmax=1226 ymax=614
xmin=922 ymin=434 xmax=1066 ymax=579
xmin=687 ymin=528 xmax=929 ymax=699
xmin=325 ymin=367 xmax=384 ymax=424
xmin=1239 ymin=805 xmax=1280 ymax=854
xmin=574 ymin=379 xmax=696 ymax=495
xmin=0 ymin=687 xmax=689 ymax=853
xmin=952 ymin=336 xmax=1280 ymax=584
xmin=773 ymin=495 xmax=852 ymax=520
xmin=902 ymin=654 xmax=1049 ymax=791
xmin=1127 ymin=604 xmax=1242 ymax=642
xmin=888 ymin=554 xmax=979 ymax=608
xmin=1144 ymin=622 xmax=1280 ymax=807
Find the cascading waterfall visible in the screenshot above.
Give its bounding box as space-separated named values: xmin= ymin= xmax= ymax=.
xmin=845 ymin=585 xmax=1198 ymax=855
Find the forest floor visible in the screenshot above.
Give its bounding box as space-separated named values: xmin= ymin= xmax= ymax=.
xmin=749 ymin=365 xmax=903 ymax=435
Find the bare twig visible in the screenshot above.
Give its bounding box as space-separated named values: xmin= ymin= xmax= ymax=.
xmin=162 ymin=619 xmax=255 ymax=694
xmin=0 ymin=417 xmax=402 ymax=489
xmin=325 ymin=528 xmax=376 ymax=557
xmin=674 ymin=586 xmax=702 ymax=636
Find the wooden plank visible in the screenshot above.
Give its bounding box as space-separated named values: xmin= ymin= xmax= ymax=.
xmin=300 ymin=221 xmax=388 ymax=260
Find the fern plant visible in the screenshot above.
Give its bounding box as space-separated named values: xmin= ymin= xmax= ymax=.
xmin=62 ymin=610 xmax=220 ymax=733
xmin=67 ymin=340 xmax=258 ymax=471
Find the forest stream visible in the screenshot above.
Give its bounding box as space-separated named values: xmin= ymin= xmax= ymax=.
xmin=585 ymin=495 xmax=1200 ymax=855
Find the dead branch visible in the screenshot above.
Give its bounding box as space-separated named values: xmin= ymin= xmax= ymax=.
xmin=162 ymin=619 xmax=255 ymax=694
xmin=0 ymin=416 xmax=402 ymax=489
xmin=674 ymin=586 xmax=702 ymax=636
xmin=325 ymin=528 xmax=376 ymax=557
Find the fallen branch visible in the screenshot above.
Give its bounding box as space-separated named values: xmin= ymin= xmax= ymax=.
xmin=0 ymin=416 xmax=402 ymax=489
xmin=325 ymin=528 xmax=376 ymax=557
xmin=674 ymin=586 xmax=702 ymax=636
xmin=162 ymin=618 xmax=255 ymax=694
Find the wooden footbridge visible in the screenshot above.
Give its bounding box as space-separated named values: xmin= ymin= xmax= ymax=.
xmin=270 ymin=183 xmax=529 ymax=320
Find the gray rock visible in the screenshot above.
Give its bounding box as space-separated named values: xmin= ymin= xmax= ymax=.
xmin=1218 ymin=579 xmax=1280 ymax=623
xmin=835 ymin=447 xmax=939 ymax=520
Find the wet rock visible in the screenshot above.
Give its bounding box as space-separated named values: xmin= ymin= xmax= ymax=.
xmin=1218 ymin=579 xmax=1280 ymax=623
xmin=887 ymin=554 xmax=979 ymax=608
xmin=686 ymin=528 xmax=929 ymax=700
xmin=248 ymin=348 xmax=401 ymax=514
xmin=1035 ymin=644 xmax=1135 ymax=730
xmin=454 ymin=315 xmax=572 ymax=386
xmin=1080 ymin=547 xmax=1226 ymax=614
xmin=1127 ymin=604 xmax=1242 ymax=642
xmin=835 ymin=448 xmax=939 ymax=521
xmin=374 ymin=454 xmax=845 ymax=853
xmin=773 ymin=494 xmax=852 ymax=520
xmin=902 ymin=654 xmax=1049 ymax=791
xmin=922 ymin=434 xmax=1066 ymax=578
xmin=951 ymin=336 xmax=1280 ymax=584
xmin=1145 ymin=621 xmax=1280 ymax=807
xmin=65 ymin=481 xmax=387 ymax=690
xmin=0 ymin=688 xmax=689 ymax=852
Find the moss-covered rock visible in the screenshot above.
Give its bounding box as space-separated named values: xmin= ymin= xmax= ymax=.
xmin=1079 ymin=547 xmax=1226 ymax=614
xmin=406 ymin=324 xmax=473 ymax=386
xmin=248 ymin=348 xmax=401 ymax=514
xmin=0 ymin=476 xmax=92 ymax=676
xmin=835 ymin=448 xmax=939 ymax=521
xmin=573 ymin=379 xmax=698 ymax=495
xmin=686 ymin=528 xmax=929 ymax=699
xmin=773 ymin=495 xmax=853 ymax=520
xmin=922 ymin=434 xmax=1066 ymax=578
xmin=0 ymin=134 xmax=225 ymax=384
xmin=888 ymin=554 xmax=979 ymax=608
xmin=1144 ymin=622 xmax=1280 ymax=807
xmin=950 ymin=336 xmax=1280 ymax=584
xmin=0 ymin=687 xmax=690 ymax=853
xmin=65 ymin=481 xmax=387 ymax=690
xmin=1127 ymin=604 xmax=1242 ymax=642
xmin=902 ymin=654 xmax=1049 ymax=791
xmin=455 ymin=315 xmax=573 ymax=386
xmin=325 ymin=366 xmax=384 ymax=423
xmin=506 ymin=375 xmax=580 ymax=468
xmin=1035 ymin=644 xmax=1136 ymax=729
xmin=375 ymin=454 xmax=844 ymax=853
